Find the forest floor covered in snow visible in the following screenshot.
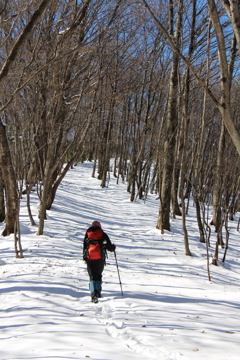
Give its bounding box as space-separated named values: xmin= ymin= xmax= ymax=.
xmin=1 ymin=161 xmax=240 ymax=360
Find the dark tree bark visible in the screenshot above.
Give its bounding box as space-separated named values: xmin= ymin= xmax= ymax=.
xmin=0 ymin=168 xmax=6 ymax=223
xmin=0 ymin=119 xmax=18 ymax=236
xmin=157 ymin=0 xmax=182 ymax=232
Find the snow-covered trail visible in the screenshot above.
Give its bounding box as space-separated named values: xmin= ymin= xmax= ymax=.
xmin=1 ymin=162 xmax=240 ymax=360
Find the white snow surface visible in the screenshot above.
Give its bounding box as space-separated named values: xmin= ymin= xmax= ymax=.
xmin=1 ymin=161 xmax=240 ymax=360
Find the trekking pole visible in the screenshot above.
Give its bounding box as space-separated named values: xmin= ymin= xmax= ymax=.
xmin=114 ymin=250 xmax=124 ymax=297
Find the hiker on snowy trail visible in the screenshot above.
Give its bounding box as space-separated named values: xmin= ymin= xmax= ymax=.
xmin=83 ymin=220 xmax=116 ymax=303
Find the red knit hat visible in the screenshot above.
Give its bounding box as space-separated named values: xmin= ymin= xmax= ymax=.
xmin=92 ymin=220 xmax=101 ymax=228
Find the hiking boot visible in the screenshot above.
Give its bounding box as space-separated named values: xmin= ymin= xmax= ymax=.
xmin=95 ymin=290 xmax=101 ymax=298
xmin=92 ymin=296 xmax=98 ymax=303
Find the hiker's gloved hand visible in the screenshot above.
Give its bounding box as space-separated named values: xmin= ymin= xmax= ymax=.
xmin=83 ymin=249 xmax=88 ymax=262
xmin=110 ymin=244 xmax=116 ymax=252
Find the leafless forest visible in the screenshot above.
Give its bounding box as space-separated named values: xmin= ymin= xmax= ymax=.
xmin=0 ymin=0 xmax=239 ymax=258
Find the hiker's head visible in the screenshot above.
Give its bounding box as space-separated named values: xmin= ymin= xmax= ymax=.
xmin=92 ymin=220 xmax=101 ymax=228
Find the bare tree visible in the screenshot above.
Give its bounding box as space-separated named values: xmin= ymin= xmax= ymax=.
xmin=0 ymin=118 xmax=18 ymax=236
xmin=142 ymin=0 xmax=240 ymax=156
xmin=0 ymin=0 xmax=52 ymax=236
xmin=211 ymin=31 xmax=238 ymax=228
xmin=221 ymin=0 xmax=240 ymax=47
xmin=156 ymin=0 xmax=183 ymax=232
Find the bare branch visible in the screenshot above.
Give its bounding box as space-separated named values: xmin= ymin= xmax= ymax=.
xmin=0 ymin=0 xmax=51 ymax=84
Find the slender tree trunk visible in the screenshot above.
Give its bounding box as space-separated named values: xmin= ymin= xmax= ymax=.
xmin=0 ymin=168 xmax=5 ymax=222
xmin=0 ymin=119 xmax=19 ymax=236
xmin=193 ymin=19 xmax=211 ymax=241
xmin=208 ymin=0 xmax=240 ymax=155
xmin=37 ymin=139 xmax=55 ymax=235
xmin=211 ymin=28 xmax=237 ymax=229
xmin=157 ymin=0 xmax=182 ymax=231
xmin=221 ymin=0 xmax=240 ymax=48
xmin=172 ymin=167 xmax=182 ymax=217
xmin=211 ymin=122 xmax=225 ymax=230
xmin=26 ymin=185 xmax=36 ymax=226
xmin=222 ymin=213 xmax=229 ymax=262
xmin=100 ymin=101 xmax=115 ymax=188
xmin=196 ymin=198 xmax=205 ymax=242
xmin=14 ymin=199 xmax=23 ymax=258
